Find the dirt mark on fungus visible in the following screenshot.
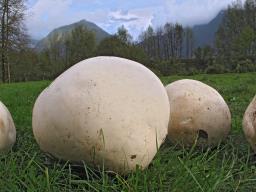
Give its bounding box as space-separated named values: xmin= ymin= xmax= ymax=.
xmin=0 ymin=118 xmax=4 ymax=133
xmin=253 ymin=111 xmax=256 ymax=127
xmin=198 ymin=130 xmax=208 ymax=139
xmin=131 ymin=155 xmax=137 ymax=159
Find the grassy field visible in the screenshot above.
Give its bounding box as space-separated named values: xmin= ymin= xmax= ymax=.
xmin=0 ymin=73 xmax=256 ymax=191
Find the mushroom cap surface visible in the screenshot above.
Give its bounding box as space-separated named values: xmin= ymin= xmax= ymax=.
xmin=243 ymin=96 xmax=256 ymax=151
xmin=32 ymin=56 xmax=170 ymax=174
xmin=0 ymin=101 xmax=16 ymax=153
xmin=166 ymin=79 xmax=231 ymax=147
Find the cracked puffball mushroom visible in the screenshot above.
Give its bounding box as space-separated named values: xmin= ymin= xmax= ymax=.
xmin=0 ymin=101 xmax=16 ymax=153
xmin=243 ymin=96 xmax=256 ymax=152
xmin=165 ymin=79 xmax=231 ymax=148
xmin=32 ymin=56 xmax=170 ymax=174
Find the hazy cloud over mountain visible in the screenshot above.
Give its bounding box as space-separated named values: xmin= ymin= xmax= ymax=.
xmin=26 ymin=0 xmax=244 ymax=39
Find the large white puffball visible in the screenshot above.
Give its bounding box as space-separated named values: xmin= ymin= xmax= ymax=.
xmin=32 ymin=56 xmax=170 ymax=174
xmin=243 ymin=96 xmax=256 ymax=152
xmin=166 ymin=79 xmax=231 ymax=147
xmin=0 ymin=101 xmax=16 ymax=153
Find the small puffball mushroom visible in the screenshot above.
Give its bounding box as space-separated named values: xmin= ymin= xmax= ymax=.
xmin=243 ymin=96 xmax=256 ymax=152
xmin=0 ymin=101 xmax=16 ymax=153
xmin=32 ymin=56 xmax=170 ymax=174
xmin=166 ymin=79 xmax=231 ymax=147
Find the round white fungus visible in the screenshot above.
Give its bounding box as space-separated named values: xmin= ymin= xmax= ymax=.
xmin=243 ymin=96 xmax=256 ymax=152
xmin=166 ymin=79 xmax=231 ymax=147
xmin=32 ymin=56 xmax=170 ymax=174
xmin=0 ymin=101 xmax=16 ymax=153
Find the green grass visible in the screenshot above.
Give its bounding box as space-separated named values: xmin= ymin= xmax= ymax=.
xmin=1 ymin=73 xmax=256 ymax=191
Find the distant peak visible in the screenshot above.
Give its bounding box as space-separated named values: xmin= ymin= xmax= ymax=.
xmin=35 ymin=19 xmax=110 ymax=51
xmin=219 ymin=10 xmax=225 ymax=14
xmin=77 ymin=19 xmax=88 ymax=23
xmin=216 ymin=10 xmax=226 ymax=18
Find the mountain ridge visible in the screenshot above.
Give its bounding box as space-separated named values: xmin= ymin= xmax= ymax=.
xmin=35 ymin=19 xmax=110 ymax=51
xmin=35 ymin=11 xmax=225 ymax=51
xmin=192 ymin=10 xmax=225 ymax=48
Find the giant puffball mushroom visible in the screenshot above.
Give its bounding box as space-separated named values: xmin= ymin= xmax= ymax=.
xmin=0 ymin=101 xmax=16 ymax=153
xmin=166 ymin=79 xmax=231 ymax=148
xmin=243 ymin=96 xmax=256 ymax=152
xmin=32 ymin=56 xmax=170 ymax=174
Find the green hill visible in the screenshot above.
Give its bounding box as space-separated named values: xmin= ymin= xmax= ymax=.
xmin=35 ymin=20 xmax=110 ymax=51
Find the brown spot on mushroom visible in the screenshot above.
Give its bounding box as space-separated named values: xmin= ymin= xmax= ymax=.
xmin=0 ymin=118 xmax=3 ymax=128
xmin=95 ymin=143 xmax=102 ymax=151
xmin=198 ymin=130 xmax=208 ymax=139
xmin=253 ymin=111 xmax=256 ymax=127
xmin=131 ymin=155 xmax=137 ymax=159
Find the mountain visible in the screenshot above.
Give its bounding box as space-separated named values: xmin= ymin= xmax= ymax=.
xmin=28 ymin=39 xmax=40 ymax=48
xmin=192 ymin=10 xmax=225 ymax=48
xmin=35 ymin=12 xmax=224 ymax=52
xmin=36 ymin=20 xmax=110 ymax=51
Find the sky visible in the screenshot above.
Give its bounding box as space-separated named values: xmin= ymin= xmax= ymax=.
xmin=26 ymin=0 xmax=241 ymax=40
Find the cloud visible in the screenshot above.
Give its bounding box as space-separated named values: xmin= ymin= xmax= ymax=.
xmin=109 ymin=10 xmax=139 ymax=22
xmin=26 ymin=0 xmax=245 ymax=40
xmin=26 ymin=0 xmax=113 ymax=39
xmin=161 ymin=0 xmax=244 ymax=26
xmin=26 ymin=0 xmax=156 ymax=40
xmin=107 ymin=9 xmax=155 ymax=39
xmin=26 ymin=0 xmax=73 ymax=39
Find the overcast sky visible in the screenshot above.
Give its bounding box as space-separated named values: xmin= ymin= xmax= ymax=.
xmin=26 ymin=0 xmax=241 ymax=40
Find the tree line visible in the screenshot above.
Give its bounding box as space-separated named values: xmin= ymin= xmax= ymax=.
xmin=31 ymin=25 xmax=148 ymax=81
xmin=139 ymin=0 xmax=256 ymax=75
xmin=139 ymin=24 xmax=194 ymax=60
xmin=216 ymin=0 xmax=256 ymax=73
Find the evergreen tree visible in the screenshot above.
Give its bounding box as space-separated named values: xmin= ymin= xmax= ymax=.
xmin=65 ymin=26 xmax=96 ymax=65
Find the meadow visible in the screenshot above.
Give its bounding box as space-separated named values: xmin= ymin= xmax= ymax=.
xmin=1 ymin=73 xmax=256 ymax=191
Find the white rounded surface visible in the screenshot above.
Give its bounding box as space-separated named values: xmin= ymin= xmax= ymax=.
xmin=166 ymin=79 xmax=231 ymax=147
xmin=243 ymin=96 xmax=256 ymax=152
xmin=0 ymin=101 xmax=16 ymax=153
xmin=32 ymin=56 xmax=170 ymax=174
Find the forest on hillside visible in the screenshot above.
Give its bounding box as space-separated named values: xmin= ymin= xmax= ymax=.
xmin=0 ymin=0 xmax=256 ymax=82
